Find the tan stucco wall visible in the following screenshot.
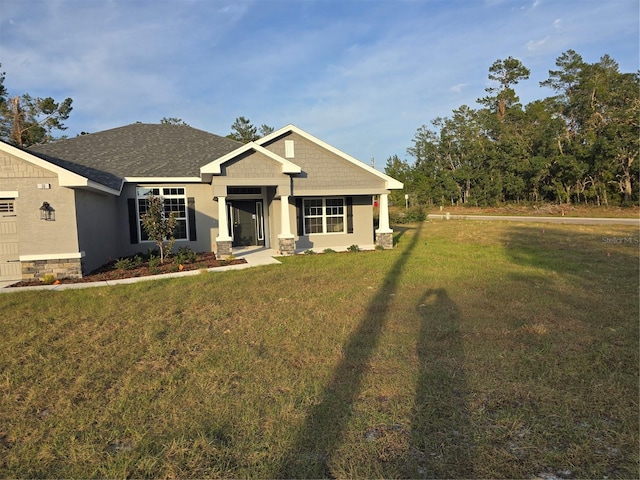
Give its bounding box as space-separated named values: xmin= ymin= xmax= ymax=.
xmin=116 ymin=182 xmax=220 ymax=257
xmin=0 ymin=152 xmax=80 ymax=257
xmin=75 ymin=189 xmax=119 ymax=273
xmin=293 ymin=195 xmax=376 ymax=251
xmin=263 ymin=132 xmax=387 ymax=194
xmin=268 ymin=195 xmax=288 ymax=249
xmin=266 ymin=194 xmax=376 ymax=251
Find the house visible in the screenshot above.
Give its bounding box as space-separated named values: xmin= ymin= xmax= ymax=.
xmin=0 ymin=123 xmax=403 ymax=282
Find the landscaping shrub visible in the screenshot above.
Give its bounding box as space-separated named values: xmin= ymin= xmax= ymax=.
xmin=39 ymin=273 xmax=56 ymax=284
xmin=174 ymin=246 xmax=197 ymax=264
xmin=115 ymin=257 xmax=135 ymax=270
xmin=148 ymin=254 xmax=160 ymax=269
xmin=389 ymin=205 xmax=426 ymax=224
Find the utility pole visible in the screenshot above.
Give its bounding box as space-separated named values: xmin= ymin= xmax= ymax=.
xmin=11 ymin=96 xmax=23 ymax=146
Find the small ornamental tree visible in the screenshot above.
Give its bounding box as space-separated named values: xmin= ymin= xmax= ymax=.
xmin=140 ymin=195 xmax=177 ymax=264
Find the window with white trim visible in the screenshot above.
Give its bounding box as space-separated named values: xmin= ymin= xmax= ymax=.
xmin=303 ymin=197 xmax=345 ymax=234
xmin=137 ymin=187 xmax=188 ymax=241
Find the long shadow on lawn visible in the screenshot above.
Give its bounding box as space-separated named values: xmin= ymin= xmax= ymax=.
xmin=409 ymin=288 xmax=473 ymax=478
xmin=278 ymin=223 xmax=423 ymax=478
xmin=503 ymin=224 xmax=639 ymax=283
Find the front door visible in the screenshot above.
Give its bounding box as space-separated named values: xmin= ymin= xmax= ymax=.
xmin=231 ymin=201 xmax=265 ymax=247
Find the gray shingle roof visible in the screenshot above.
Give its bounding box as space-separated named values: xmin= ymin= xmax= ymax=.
xmin=29 ymin=123 xmax=242 ymax=191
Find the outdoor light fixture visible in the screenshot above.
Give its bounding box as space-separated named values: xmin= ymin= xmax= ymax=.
xmin=40 ymin=202 xmax=55 ymax=221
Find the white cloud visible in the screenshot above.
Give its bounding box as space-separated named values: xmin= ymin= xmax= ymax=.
xmin=527 ymin=36 xmax=551 ymax=51
xmin=0 ymin=0 xmax=636 ymax=164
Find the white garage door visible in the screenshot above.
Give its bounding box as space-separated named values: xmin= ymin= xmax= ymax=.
xmin=0 ymin=200 xmax=21 ymax=282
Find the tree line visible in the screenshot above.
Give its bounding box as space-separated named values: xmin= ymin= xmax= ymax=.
xmin=0 ymin=65 xmax=73 ymax=147
xmin=385 ymin=51 xmax=639 ymax=206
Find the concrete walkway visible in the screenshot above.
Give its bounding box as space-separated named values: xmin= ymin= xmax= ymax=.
xmin=0 ymin=246 xmax=282 ymax=293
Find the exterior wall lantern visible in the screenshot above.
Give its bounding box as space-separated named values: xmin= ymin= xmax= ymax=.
xmin=40 ymin=202 xmax=55 ymax=221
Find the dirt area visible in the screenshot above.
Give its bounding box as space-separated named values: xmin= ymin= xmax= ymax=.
xmin=10 ymin=252 xmax=246 ymax=287
xmin=427 ymin=204 xmax=639 ymax=218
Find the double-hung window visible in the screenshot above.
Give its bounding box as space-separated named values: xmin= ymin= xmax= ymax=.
xmin=137 ymin=187 xmax=188 ymax=241
xmin=303 ymin=197 xmax=345 ymax=234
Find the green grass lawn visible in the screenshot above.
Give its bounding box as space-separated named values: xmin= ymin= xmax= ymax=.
xmin=1 ymin=220 xmax=638 ymax=478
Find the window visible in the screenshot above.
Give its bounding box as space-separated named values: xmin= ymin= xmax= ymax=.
xmin=303 ymin=197 xmax=345 ymax=234
xmin=228 ymin=187 xmax=262 ymax=195
xmin=137 ymin=187 xmax=188 ymax=241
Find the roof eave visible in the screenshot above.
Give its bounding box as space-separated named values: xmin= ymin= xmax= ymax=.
xmin=1 ymin=141 xmax=122 ymax=193
xmin=123 ymin=176 xmax=203 ymax=183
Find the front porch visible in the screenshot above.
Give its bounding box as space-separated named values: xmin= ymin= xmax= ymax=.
xmin=214 ymin=192 xmax=395 ymax=258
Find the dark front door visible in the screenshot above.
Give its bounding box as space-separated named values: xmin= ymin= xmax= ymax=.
xmin=231 ymin=201 xmax=265 ymax=247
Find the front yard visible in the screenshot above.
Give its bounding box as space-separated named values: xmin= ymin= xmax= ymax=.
xmin=0 ymin=220 xmax=637 ymax=478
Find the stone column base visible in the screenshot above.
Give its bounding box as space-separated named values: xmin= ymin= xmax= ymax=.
xmin=375 ymin=231 xmax=394 ymax=250
xmin=278 ymin=237 xmax=296 ymax=255
xmin=22 ymin=257 xmax=84 ymax=280
xmin=216 ymin=240 xmax=233 ymax=259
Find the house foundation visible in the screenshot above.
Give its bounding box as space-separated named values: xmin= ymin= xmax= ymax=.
xmin=21 ymin=257 xmax=84 ymax=280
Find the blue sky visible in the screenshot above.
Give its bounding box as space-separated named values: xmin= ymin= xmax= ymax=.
xmin=0 ymin=0 xmax=637 ymax=169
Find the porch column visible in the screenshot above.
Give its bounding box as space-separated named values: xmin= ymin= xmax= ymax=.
xmin=375 ymin=193 xmax=394 ymax=249
xmin=278 ymin=195 xmax=295 ymax=255
xmin=215 ymin=196 xmax=232 ymax=259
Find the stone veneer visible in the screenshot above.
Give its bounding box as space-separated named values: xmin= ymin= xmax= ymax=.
xmin=375 ymin=232 xmax=394 ymax=250
xmin=216 ymin=240 xmax=233 ymax=259
xmin=278 ymin=237 xmax=296 ymax=255
xmin=21 ymin=257 xmax=84 ymax=280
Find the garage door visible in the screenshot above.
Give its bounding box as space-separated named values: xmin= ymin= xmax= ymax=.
xmin=0 ymin=199 xmax=21 ymax=282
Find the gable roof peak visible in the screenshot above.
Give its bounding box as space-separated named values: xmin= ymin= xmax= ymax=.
xmin=257 ymin=124 xmax=403 ymax=190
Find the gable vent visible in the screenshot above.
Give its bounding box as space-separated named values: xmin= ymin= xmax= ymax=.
xmin=285 ymin=140 xmax=295 ymax=159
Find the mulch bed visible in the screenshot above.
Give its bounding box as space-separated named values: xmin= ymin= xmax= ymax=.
xmin=10 ymin=252 xmax=246 ymax=287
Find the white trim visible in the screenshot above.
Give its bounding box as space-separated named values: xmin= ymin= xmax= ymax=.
xmin=0 ymin=141 xmax=86 ymax=184
xmin=302 ymin=197 xmax=347 ymax=235
xmin=256 ymin=200 xmax=265 ymax=242
xmin=0 ymin=142 xmax=122 ymax=194
xmin=0 ymin=191 xmax=19 ymax=198
xmin=86 ymin=180 xmax=122 ymax=195
xmin=216 ymin=196 xmax=232 ymax=242
xmin=0 ymin=142 xmax=122 ymax=195
xmin=257 ymin=124 xmax=404 ymax=190
xmin=136 ymin=186 xmax=190 ymax=242
xmin=124 ymin=176 xmax=202 ymax=183
xmin=19 ymin=251 xmax=86 ymax=261
xmin=201 ymin=142 xmax=301 ymax=175
xmin=295 ymin=188 xmax=387 ymax=196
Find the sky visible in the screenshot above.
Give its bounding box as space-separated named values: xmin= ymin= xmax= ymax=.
xmin=0 ymin=0 xmax=638 ymax=170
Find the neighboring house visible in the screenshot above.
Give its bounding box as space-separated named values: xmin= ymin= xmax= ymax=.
xmin=0 ymin=123 xmax=402 ymax=282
